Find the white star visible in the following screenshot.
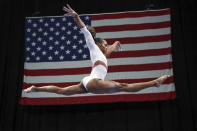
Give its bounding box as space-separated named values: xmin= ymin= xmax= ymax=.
xmin=55 ymin=31 xmax=60 ymax=36
xmin=38 ymin=28 xmax=43 ymax=32
xmin=72 ymin=55 xmax=77 ymax=60
xmin=50 ymin=18 xmax=55 ymax=22
xmin=49 ymin=27 xmax=54 ymax=32
xmin=60 ymin=45 xmax=65 ymax=50
xmin=26 ymin=47 xmax=30 ymax=51
xmin=61 ymin=26 xmax=66 ymax=31
xmin=43 ymin=32 xmax=48 ymax=36
xmin=36 ymin=46 xmax=41 ymax=51
xmin=61 ymin=36 xmax=66 ymax=40
xmin=59 ymin=55 xmax=64 ymax=60
xmin=27 ymin=19 xmax=32 ymax=23
xmin=36 ymin=56 xmax=40 ymax=61
xmin=83 ymin=54 xmax=87 ymax=59
xmin=31 ymin=51 xmax=36 ymax=56
xmin=31 ymin=42 xmax=36 ymax=46
xmin=84 ymin=44 xmax=88 ymax=48
xmin=44 ymin=23 xmax=49 ymax=27
xmin=37 ymin=37 xmax=42 ymax=42
xmin=26 ymin=57 xmax=30 ymax=61
xmin=49 ymin=46 xmax=53 ymax=50
xmin=54 ymin=50 xmax=59 ymax=55
xmin=66 ymin=40 xmax=71 ymax=45
xmin=67 ymin=22 xmax=72 ymax=26
xmin=39 ymin=19 xmax=43 ymax=22
xmin=54 ymin=41 xmax=59 ymax=45
xmin=73 ymin=26 xmax=78 ymax=30
xmin=72 ymin=44 xmax=77 ymax=49
xmin=79 ymin=30 xmax=83 ymax=34
xmin=78 ymin=49 xmax=82 ymax=54
xmin=32 ymin=32 xmax=36 ymax=37
xmin=67 ymin=30 xmax=71 ymax=35
xmin=73 ymin=35 xmax=78 ymax=39
xmin=33 ymin=23 xmax=37 ymax=27
xmin=85 ymin=16 xmax=90 ymax=20
xmin=42 ymin=51 xmax=46 ymax=55
xmin=27 ymin=28 xmax=31 ymax=32
xmin=65 ymin=50 xmax=70 ymax=54
xmin=42 ymin=41 xmax=47 ymax=46
xmin=62 ymin=17 xmax=66 ymax=21
xmin=49 ymin=36 xmax=54 ymax=41
xmin=56 ymin=22 xmax=60 ymax=27
xmin=78 ymin=40 xmax=83 ymax=44
xmin=26 ymin=37 xmax=30 ymax=42
xmin=48 ymin=56 xmax=53 ymax=60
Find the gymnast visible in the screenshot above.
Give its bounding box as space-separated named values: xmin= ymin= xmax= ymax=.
xmin=24 ymin=4 xmax=169 ymax=95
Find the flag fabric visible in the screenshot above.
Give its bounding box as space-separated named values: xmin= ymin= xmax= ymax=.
xmin=20 ymin=8 xmax=176 ymax=105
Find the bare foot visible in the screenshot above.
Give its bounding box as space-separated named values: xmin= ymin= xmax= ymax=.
xmin=154 ymin=75 xmax=170 ymax=87
xmin=24 ymin=85 xmax=36 ymax=93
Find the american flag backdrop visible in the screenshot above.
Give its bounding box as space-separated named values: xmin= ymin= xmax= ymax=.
xmin=20 ymin=8 xmax=176 ymax=105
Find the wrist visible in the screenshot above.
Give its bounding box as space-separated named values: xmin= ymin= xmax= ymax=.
xmin=73 ymin=13 xmax=79 ymax=18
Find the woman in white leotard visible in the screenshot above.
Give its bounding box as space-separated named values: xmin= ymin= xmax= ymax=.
xmin=24 ymin=4 xmax=169 ymax=95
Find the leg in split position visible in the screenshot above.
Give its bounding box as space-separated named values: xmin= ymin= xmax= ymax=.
xmin=24 ymin=75 xmax=169 ymax=95
xmin=24 ymin=83 xmax=86 ymax=95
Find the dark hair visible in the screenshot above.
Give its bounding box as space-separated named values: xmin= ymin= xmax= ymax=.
xmin=87 ymin=26 xmax=96 ymax=38
xmin=95 ymin=38 xmax=104 ymax=45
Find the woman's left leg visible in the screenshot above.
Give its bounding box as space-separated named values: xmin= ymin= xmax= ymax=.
xmin=87 ymin=75 xmax=169 ymax=94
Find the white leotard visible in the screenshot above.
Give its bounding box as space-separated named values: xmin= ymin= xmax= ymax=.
xmin=80 ymin=27 xmax=108 ymax=91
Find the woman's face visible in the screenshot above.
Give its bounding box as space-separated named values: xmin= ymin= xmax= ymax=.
xmin=98 ymin=40 xmax=108 ymax=54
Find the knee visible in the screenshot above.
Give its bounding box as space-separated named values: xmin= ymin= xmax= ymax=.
xmin=57 ymin=88 xmax=65 ymax=94
xmin=115 ymin=83 xmax=128 ymax=91
xmin=103 ymin=82 xmax=128 ymax=93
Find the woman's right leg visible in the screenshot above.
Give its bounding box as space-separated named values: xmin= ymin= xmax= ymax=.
xmin=24 ymin=83 xmax=86 ymax=95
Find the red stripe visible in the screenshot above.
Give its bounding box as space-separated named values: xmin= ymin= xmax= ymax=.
xmin=24 ymin=62 xmax=172 ymax=76
xmin=24 ymin=67 xmax=91 ymax=76
xmin=91 ymin=9 xmax=170 ymax=20
xmin=22 ymin=76 xmax=174 ymax=89
xmin=108 ymin=62 xmax=172 ymax=72
xmin=105 ymin=34 xmax=171 ymax=44
xmin=95 ymin=21 xmax=171 ymax=33
xmin=20 ymin=91 xmax=176 ymax=105
xmin=110 ymin=47 xmax=171 ymax=58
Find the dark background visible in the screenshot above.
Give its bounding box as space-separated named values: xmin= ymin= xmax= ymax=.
xmin=0 ymin=0 xmax=196 ymax=131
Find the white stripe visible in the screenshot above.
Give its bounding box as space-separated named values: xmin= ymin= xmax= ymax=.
xmin=96 ymin=28 xmax=170 ymax=39
xmin=24 ymin=54 xmax=172 ymax=70
xmin=120 ymin=41 xmax=171 ymax=51
xmin=23 ymin=69 xmax=173 ymax=84
xmin=108 ymin=55 xmax=172 ymax=66
xmin=27 ymin=8 xmax=170 ymax=18
xmin=92 ymin=15 xmax=170 ymax=27
xmin=21 ymin=83 xmax=175 ymax=98
xmin=82 ymin=8 xmax=170 ymax=16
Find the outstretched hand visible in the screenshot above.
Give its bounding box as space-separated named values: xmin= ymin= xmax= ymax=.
xmin=63 ymin=4 xmax=85 ymax=28
xmin=63 ymin=4 xmax=77 ymax=17
xmin=115 ymin=41 xmax=122 ymax=51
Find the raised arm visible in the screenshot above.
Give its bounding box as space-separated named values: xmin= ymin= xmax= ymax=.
xmin=105 ymin=41 xmax=122 ymax=58
xmin=63 ymin=4 xmax=85 ymax=28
